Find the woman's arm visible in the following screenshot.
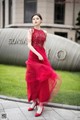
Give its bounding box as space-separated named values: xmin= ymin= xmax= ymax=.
xmin=43 ymin=30 xmax=48 ymax=50
xmin=27 ymin=29 xmax=43 ymax=60
xmin=43 ymin=30 xmax=50 ymax=57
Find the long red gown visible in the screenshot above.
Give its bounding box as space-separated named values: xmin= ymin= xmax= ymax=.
xmin=25 ymin=28 xmax=61 ymax=103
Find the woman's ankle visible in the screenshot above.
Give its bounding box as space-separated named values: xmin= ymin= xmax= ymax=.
xmin=39 ymin=102 xmax=43 ymax=106
xmin=30 ymin=101 xmax=36 ymax=108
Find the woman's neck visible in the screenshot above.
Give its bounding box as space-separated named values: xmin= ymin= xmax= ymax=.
xmin=34 ymin=26 xmax=41 ymax=30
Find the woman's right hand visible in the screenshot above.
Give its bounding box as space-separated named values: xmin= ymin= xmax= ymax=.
xmin=38 ymin=54 xmax=44 ymax=61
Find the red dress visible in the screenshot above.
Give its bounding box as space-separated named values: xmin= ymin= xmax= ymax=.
xmin=25 ymin=28 xmax=61 ymax=103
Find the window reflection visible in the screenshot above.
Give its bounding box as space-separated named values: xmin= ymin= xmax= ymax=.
xmin=54 ymin=0 xmax=65 ymax=24
xmin=24 ymin=0 xmax=37 ymax=23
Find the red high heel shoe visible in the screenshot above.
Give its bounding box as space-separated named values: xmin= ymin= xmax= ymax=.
xmin=28 ymin=101 xmax=38 ymax=111
xmin=35 ymin=106 xmax=44 ymax=117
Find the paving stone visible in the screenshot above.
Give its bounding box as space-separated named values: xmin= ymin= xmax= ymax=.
xmin=71 ymin=110 xmax=80 ymax=120
xmin=53 ymin=108 xmax=77 ymax=120
xmin=5 ymin=108 xmax=27 ymax=120
xmin=17 ymin=102 xmax=29 ymax=108
xmin=44 ymin=106 xmax=53 ymax=111
xmin=43 ymin=109 xmax=64 ymax=120
xmin=0 ymin=110 xmax=6 ymax=120
xmin=27 ymin=115 xmax=45 ymax=119
xmin=0 ymin=103 xmax=3 ymax=110
xmin=1 ymin=101 xmax=18 ymax=109
xmin=71 ymin=110 xmax=80 ymax=116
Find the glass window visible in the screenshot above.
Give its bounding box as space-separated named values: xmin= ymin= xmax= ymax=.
xmin=24 ymin=0 xmax=37 ymax=23
xmin=55 ymin=32 xmax=67 ymax=38
xmin=54 ymin=0 xmax=65 ymax=24
xmin=9 ymin=0 xmax=12 ymax=24
xmin=2 ymin=0 xmax=5 ymax=28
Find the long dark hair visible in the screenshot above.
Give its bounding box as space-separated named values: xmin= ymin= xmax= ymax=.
xmin=31 ymin=13 xmax=43 ymax=20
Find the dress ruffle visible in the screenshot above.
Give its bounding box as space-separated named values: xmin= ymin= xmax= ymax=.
xmin=25 ymin=60 xmax=61 ymax=102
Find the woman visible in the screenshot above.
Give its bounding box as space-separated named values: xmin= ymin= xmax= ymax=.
xmin=25 ymin=13 xmax=62 ymax=117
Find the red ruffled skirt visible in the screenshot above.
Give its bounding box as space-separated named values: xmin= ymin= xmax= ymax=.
xmin=25 ymin=47 xmax=62 ymax=103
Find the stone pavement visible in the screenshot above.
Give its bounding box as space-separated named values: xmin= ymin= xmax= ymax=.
xmin=0 ymin=96 xmax=80 ymax=120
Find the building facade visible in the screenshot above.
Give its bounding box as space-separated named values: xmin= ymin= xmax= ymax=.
xmin=0 ymin=0 xmax=80 ymax=42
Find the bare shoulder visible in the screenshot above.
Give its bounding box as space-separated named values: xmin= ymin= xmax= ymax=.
xmin=43 ymin=29 xmax=47 ymax=35
xmin=28 ymin=28 xmax=34 ymax=33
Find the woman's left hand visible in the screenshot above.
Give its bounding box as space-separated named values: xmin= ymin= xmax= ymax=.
xmin=38 ymin=54 xmax=44 ymax=61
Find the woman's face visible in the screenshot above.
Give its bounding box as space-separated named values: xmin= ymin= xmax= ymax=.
xmin=32 ymin=15 xmax=42 ymax=26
